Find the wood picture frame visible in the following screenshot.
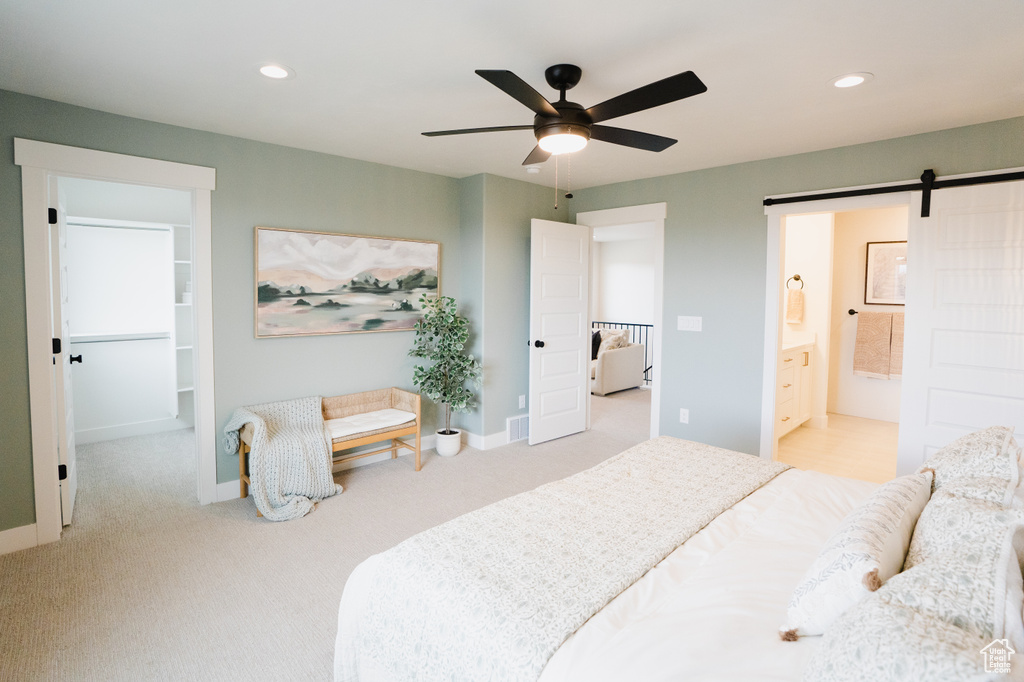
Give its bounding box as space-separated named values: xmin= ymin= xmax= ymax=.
xmin=864 ymin=240 xmax=907 ymax=305
xmin=254 ymin=226 xmax=440 ymax=338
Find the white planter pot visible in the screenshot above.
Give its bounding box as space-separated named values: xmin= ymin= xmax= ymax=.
xmin=435 ymin=430 xmax=462 ymax=457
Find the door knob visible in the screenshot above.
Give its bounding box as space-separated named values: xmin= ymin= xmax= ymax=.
xmin=70 ymin=354 xmax=83 ymax=364
xmin=534 ymin=340 xmax=545 ymax=348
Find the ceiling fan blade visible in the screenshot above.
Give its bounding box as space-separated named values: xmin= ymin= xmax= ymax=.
xmin=586 ymin=71 xmax=707 ymax=124
xmin=422 ymin=125 xmax=533 ymax=137
xmin=476 ymin=70 xmax=560 ymax=118
xmin=522 ymin=145 xmax=552 ymax=165
xmin=590 ymin=125 xmax=677 ymax=152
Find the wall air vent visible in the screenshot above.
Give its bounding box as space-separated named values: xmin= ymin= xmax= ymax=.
xmin=506 ymin=414 xmax=529 ymax=443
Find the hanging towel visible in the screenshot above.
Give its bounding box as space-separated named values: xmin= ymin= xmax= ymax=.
xmin=785 ymin=288 xmax=804 ymax=324
xmin=852 ymin=312 xmax=892 ymax=379
xmin=889 ymin=312 xmax=904 ymax=378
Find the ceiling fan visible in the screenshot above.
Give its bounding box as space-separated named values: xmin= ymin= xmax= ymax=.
xmin=423 ymin=64 xmax=707 ymax=165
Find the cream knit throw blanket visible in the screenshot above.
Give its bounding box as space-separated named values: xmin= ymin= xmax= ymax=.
xmin=223 ymin=396 xmax=342 ymax=521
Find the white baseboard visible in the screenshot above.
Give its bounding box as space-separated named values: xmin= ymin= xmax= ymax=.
xmin=216 ymin=479 xmax=241 ymax=502
xmin=0 ymin=523 xmax=39 ymax=556
xmin=76 ymin=417 xmax=192 ymax=444
xmin=465 ymin=430 xmax=506 ymax=451
xmin=809 ymin=415 xmax=830 ymax=429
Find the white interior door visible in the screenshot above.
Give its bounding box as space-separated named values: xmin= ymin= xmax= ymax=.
xmin=50 ymin=177 xmax=77 ymax=525
xmin=528 ymin=219 xmax=591 ymax=445
xmin=897 ymin=179 xmax=1024 ymax=474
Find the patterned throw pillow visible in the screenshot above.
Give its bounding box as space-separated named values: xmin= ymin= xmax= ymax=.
xmin=906 ymin=427 xmax=1021 ymax=569
xmin=780 ymin=471 xmax=933 ymax=639
xmin=597 ymin=329 xmax=629 ymax=356
xmin=918 ymin=425 xmax=1017 ymax=499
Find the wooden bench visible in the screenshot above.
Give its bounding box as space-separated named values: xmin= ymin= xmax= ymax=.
xmin=237 ymin=388 xmax=422 ymax=511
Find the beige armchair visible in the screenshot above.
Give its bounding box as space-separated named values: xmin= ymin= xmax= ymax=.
xmin=591 ymin=343 xmax=645 ymax=396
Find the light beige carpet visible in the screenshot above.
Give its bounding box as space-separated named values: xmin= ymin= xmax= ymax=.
xmin=0 ymin=389 xmax=651 ymax=681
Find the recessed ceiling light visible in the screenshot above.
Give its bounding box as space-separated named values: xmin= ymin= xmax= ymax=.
xmin=830 ymin=72 xmax=873 ymax=88
xmin=259 ymin=64 xmax=293 ymax=80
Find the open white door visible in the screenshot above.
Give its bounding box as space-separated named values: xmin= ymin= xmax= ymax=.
xmin=898 ymin=178 xmax=1024 ymax=474
xmin=528 ymin=219 xmax=591 ymax=445
xmin=49 ymin=177 xmax=78 ymax=524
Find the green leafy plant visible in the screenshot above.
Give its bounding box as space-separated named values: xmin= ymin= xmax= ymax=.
xmin=409 ymin=295 xmax=482 ymax=435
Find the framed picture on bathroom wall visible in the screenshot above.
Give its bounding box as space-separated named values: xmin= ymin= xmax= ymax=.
xmin=864 ymin=240 xmax=907 ymax=305
xmin=254 ymin=226 xmax=440 ymax=337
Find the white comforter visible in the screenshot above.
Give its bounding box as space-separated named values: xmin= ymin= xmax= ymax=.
xmin=335 ymin=468 xmax=876 ymax=682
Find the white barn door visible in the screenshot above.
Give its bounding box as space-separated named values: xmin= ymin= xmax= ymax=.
xmin=898 ymin=179 xmax=1024 ymax=473
xmin=529 ymin=219 xmax=591 ymax=445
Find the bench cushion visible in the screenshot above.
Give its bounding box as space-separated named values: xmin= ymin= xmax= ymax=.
xmin=325 ymin=408 xmax=416 ymax=441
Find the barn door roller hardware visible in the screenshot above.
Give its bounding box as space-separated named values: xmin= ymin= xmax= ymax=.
xmin=764 ymin=168 xmax=1024 ymax=217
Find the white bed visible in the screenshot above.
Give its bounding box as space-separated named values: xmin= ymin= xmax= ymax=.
xmin=331 ymin=430 xmax=1019 ymax=679
xmin=537 ymin=468 xmax=873 ymax=682
xmin=334 ymin=440 xmax=876 ymax=681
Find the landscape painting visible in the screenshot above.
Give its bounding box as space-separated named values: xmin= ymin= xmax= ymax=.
xmin=255 ymin=227 xmax=440 ymax=337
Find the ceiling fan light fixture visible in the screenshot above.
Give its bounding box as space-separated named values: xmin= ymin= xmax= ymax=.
xmin=538 ymin=133 xmax=588 ymax=155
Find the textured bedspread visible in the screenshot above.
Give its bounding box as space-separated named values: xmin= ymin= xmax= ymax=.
xmin=335 ymin=436 xmax=790 ymax=681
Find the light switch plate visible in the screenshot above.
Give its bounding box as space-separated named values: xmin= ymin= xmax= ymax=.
xmin=519 ymin=395 xmax=526 ymax=409
xmin=679 ymin=408 xmax=689 ymax=424
xmin=677 ymin=316 xmax=703 ymax=332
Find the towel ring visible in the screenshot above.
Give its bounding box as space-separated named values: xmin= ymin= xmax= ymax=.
xmin=786 ymin=274 xmax=804 ymax=290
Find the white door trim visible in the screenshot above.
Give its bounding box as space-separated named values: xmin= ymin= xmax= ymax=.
xmin=575 ymin=202 xmax=666 ymax=439
xmin=15 ymin=139 xmax=217 ymax=549
xmin=760 ymin=189 xmax=913 ymax=460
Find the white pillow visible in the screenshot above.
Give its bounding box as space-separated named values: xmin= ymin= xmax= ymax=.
xmin=780 ymin=470 xmax=933 ymax=639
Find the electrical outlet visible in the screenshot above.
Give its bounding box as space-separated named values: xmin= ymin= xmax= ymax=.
xmin=679 ymin=408 xmax=689 ymax=424
xmin=519 ymin=395 xmax=526 ymax=409
xmin=677 ymin=316 xmax=702 ymax=332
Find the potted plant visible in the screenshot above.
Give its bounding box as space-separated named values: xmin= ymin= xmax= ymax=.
xmin=409 ymin=294 xmax=482 ymax=457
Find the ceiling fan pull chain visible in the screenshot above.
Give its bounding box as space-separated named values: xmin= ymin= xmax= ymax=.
xmin=554 ymin=154 xmax=559 ymax=209
xmin=565 ymin=154 xmax=573 ymax=199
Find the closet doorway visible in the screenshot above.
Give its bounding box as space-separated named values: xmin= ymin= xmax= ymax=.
xmin=16 ymin=138 xmax=216 ymax=548
xmin=63 ymin=178 xmax=197 ymax=444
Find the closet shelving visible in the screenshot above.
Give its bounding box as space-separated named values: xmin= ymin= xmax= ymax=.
xmin=173 ymin=224 xmax=195 ymax=425
xmin=65 ymin=215 xmax=195 ymax=432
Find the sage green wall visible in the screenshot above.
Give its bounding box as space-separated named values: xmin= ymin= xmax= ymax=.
xmin=0 ymin=89 xmax=462 ymax=532
xmin=479 ymin=175 xmax=567 ymax=436
xmin=4 ymin=85 xmax=1023 ymax=535
xmin=456 ymin=175 xmax=485 ymax=435
xmin=570 ymin=116 xmax=1024 ymax=455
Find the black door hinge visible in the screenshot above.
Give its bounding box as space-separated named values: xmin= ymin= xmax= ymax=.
xmin=52 ymin=337 xmax=61 ymax=354
xmin=48 ymin=208 xmax=57 ymax=225
xmin=58 ymin=464 xmax=67 ymax=481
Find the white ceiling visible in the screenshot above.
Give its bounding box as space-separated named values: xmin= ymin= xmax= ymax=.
xmin=2 ymin=0 xmax=1023 ymax=189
